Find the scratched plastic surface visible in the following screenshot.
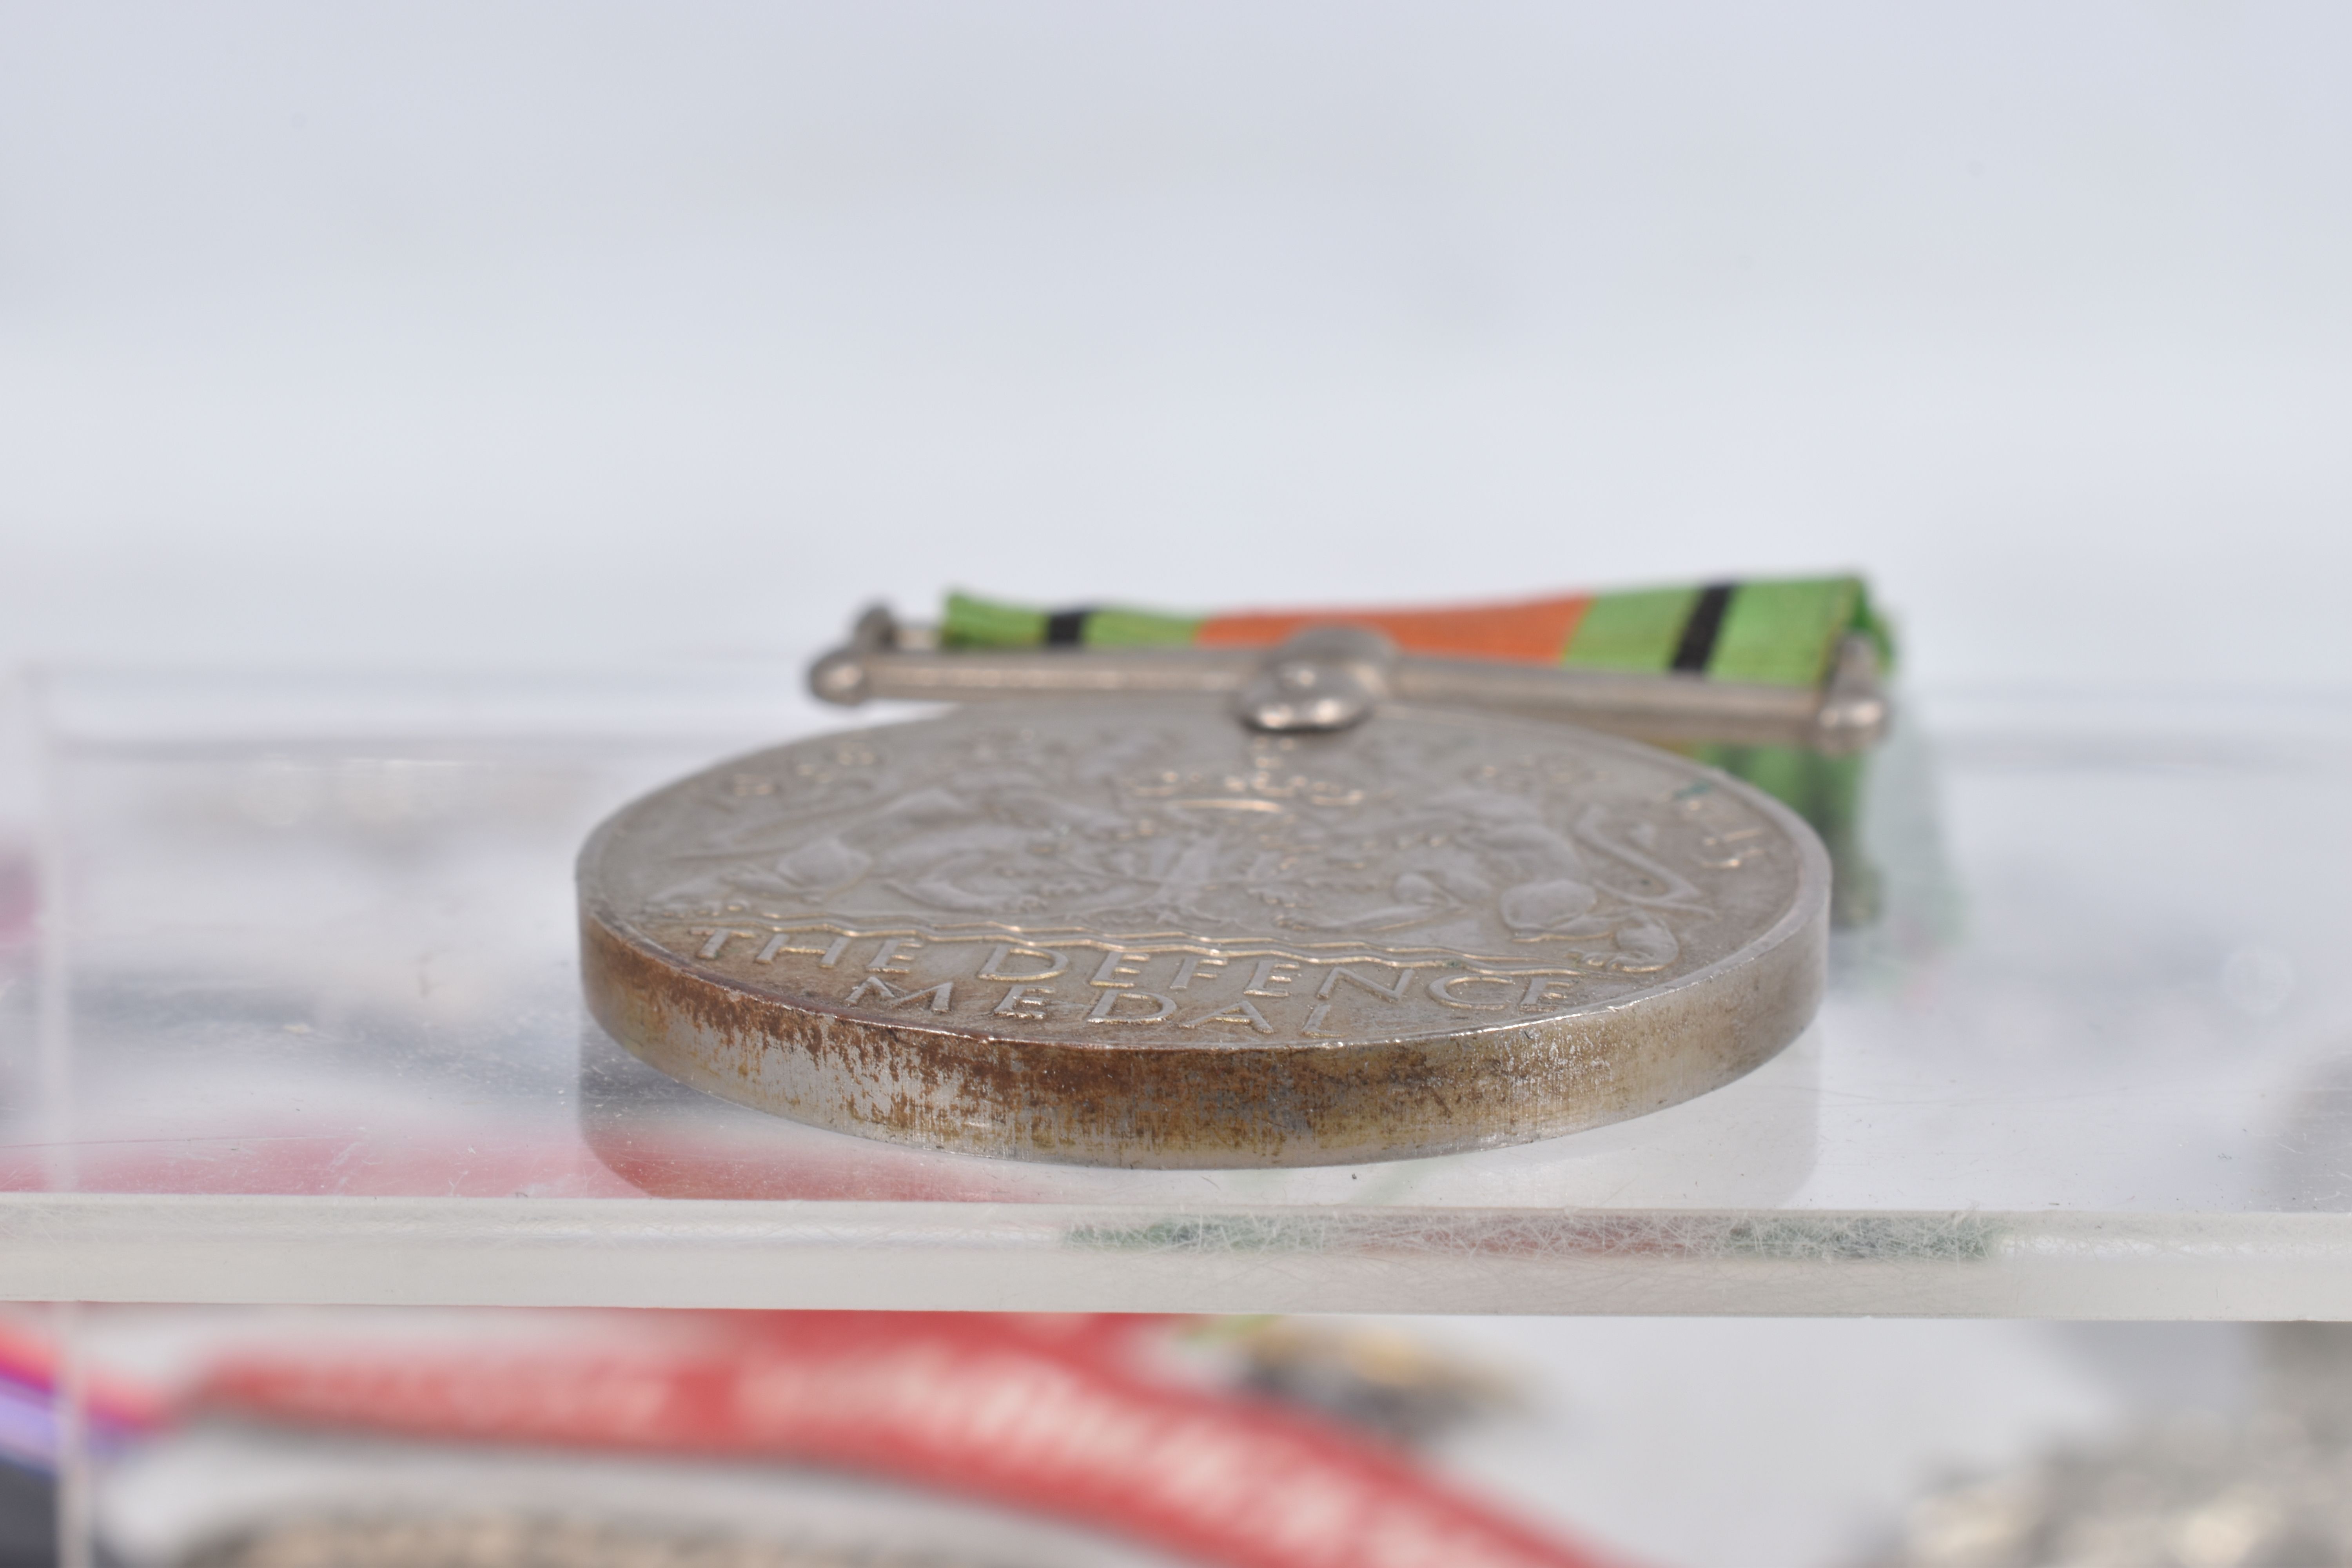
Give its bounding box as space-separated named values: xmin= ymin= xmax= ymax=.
xmin=3 ymin=668 xmax=2351 ymax=1316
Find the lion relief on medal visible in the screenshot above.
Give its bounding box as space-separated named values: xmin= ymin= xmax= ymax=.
xmin=636 ymin=712 xmax=1774 ymax=982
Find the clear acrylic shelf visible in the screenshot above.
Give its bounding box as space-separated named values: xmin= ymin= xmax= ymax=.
xmin=4 ymin=667 xmax=2350 ymax=1316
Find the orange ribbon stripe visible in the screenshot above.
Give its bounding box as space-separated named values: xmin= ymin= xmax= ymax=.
xmin=1194 ymin=593 xmax=1592 ymax=666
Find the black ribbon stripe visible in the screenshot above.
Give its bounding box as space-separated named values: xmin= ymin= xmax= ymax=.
xmin=1044 ymin=608 xmax=1093 ymax=647
xmin=1670 ymin=583 xmax=1737 ymax=674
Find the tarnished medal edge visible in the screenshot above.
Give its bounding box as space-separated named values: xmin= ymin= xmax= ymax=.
xmin=573 ymin=710 xmax=1831 ymax=1169
xmin=578 ymin=899 xmax=1825 ymax=1168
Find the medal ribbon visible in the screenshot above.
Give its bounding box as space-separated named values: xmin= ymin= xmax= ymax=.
xmin=938 ymin=575 xmax=1889 ymax=693
xmin=198 ymin=1312 xmax=1635 ymax=1568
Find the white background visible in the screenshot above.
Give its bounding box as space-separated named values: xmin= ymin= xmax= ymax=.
xmin=3 ymin=3 xmax=2348 ymax=688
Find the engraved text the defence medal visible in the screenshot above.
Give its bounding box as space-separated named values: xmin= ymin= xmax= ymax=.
xmin=577 ymin=701 xmax=1829 ymax=1167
